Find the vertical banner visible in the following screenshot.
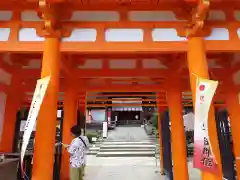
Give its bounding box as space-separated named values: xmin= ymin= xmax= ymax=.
xmin=102 ymin=121 xmax=108 ymax=138
xmin=193 ymin=77 xmax=218 ymax=174
xmin=20 ymin=76 xmax=50 ymax=171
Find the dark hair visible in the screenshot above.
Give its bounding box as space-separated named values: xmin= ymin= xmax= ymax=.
xmin=71 ymin=125 xmax=81 ymax=136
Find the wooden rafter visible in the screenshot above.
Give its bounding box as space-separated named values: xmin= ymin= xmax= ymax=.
xmin=0 ymin=40 xmax=239 ymax=53
xmin=86 ymin=93 xmax=159 ymax=97
xmin=5 ymin=72 xmax=230 ymax=93
xmin=15 ymin=68 xmax=233 ymax=78
xmin=19 ymin=68 xmax=172 ymax=78
xmin=22 ymin=84 xmax=171 ymax=92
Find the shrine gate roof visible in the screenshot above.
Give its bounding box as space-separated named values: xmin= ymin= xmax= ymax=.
xmin=0 ymin=0 xmax=239 ymax=106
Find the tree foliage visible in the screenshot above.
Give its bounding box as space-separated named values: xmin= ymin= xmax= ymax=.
xmin=153 ymin=112 xmax=158 ymax=129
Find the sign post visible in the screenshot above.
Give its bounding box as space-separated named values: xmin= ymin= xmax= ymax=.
xmin=102 ymin=121 xmax=108 ymax=138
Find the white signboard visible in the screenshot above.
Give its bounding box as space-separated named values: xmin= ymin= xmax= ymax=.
xmin=102 ymin=122 xmax=108 ymax=138
xmin=57 ymin=110 xmax=62 ymax=118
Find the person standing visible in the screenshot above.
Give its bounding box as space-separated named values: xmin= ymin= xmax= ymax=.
xmin=62 ymin=125 xmax=89 ymax=180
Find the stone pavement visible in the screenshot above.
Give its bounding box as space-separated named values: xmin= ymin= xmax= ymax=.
xmin=84 ymin=127 xmax=201 ymax=180
xmin=84 ymin=156 xmax=201 ymax=180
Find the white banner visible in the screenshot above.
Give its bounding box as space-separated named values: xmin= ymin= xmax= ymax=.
xmin=20 ymin=76 xmax=50 ymax=170
xmin=102 ymin=122 xmax=108 ymax=138
xmin=193 ymin=77 xmax=218 ymax=174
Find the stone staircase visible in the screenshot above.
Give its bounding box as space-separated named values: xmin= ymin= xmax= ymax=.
xmin=95 ymin=140 xmax=155 ymax=157
xmin=87 ymin=127 xmax=157 ymax=157
xmin=87 ymin=142 xmax=101 ymax=155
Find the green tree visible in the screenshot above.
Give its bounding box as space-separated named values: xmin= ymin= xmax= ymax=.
xmin=152 ymin=112 xmax=158 ymax=129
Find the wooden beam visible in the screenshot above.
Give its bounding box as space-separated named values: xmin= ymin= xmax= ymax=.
xmin=85 ymin=103 xmax=163 ymax=107
xmin=110 ymin=78 xmax=165 ymax=82
xmin=18 ymin=68 xmax=232 ymax=79
xmin=81 ymin=98 xmax=160 ymax=102
xmin=83 ymin=103 xmax=225 ymax=107
xmin=22 ymin=101 xmax=226 ymax=108
xmin=81 ymin=99 xmax=196 ymax=102
xmin=0 ymin=39 xmax=239 ymax=53
xmin=19 ymin=68 xmax=172 ymax=78
xmin=0 ymin=2 xmax=238 ymax=11
xmin=86 ymin=93 xmax=160 ymax=97
xmin=73 ymin=69 xmax=172 ymax=78
xmin=23 ymin=84 xmax=168 ymax=92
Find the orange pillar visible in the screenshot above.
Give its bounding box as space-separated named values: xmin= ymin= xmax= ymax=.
xmin=223 ymin=77 xmax=240 ymax=179
xmin=61 ymin=78 xmax=78 ymax=180
xmin=79 ymin=92 xmax=86 ymax=135
xmin=167 ymin=79 xmax=189 ymax=180
xmin=32 ymin=37 xmax=61 ymax=180
xmin=156 ymin=95 xmax=164 ymax=174
xmin=0 ymin=74 xmax=22 ymax=152
xmin=187 ymin=37 xmax=222 ymax=180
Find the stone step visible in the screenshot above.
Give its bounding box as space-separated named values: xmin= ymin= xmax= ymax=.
xmin=96 ymin=151 xmax=155 ymax=157
xmin=87 ymin=146 xmax=100 ymax=155
xmin=104 ymin=139 xmax=152 ymax=142
xmin=89 ymin=147 xmax=100 ymax=151
xmin=91 ymin=142 xmax=103 ymax=146
xmin=99 ymin=148 xmax=155 ymax=152
xmin=102 ymin=141 xmax=153 ymax=145
xmin=87 ymin=150 xmax=99 ymax=155
xmin=148 ymin=137 xmax=157 ymax=141
xmin=100 ymin=144 xmax=155 ymax=149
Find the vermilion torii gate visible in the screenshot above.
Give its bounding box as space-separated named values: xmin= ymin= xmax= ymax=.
xmin=0 ymin=0 xmax=240 ymax=180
